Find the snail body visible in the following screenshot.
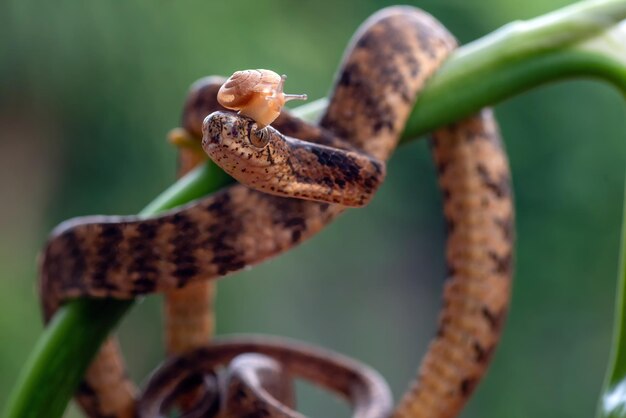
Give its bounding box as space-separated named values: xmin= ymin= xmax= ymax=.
xmin=217 ymin=69 xmax=307 ymax=127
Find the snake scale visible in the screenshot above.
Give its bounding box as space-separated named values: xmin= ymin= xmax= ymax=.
xmin=38 ymin=6 xmax=514 ymax=418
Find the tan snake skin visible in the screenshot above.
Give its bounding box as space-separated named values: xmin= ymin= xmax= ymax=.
xmin=38 ymin=6 xmax=514 ymax=418
xmin=161 ymin=133 xmax=219 ymax=412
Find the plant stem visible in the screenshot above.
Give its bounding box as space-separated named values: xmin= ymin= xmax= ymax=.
xmin=2 ymin=163 xmax=235 ymax=418
xmin=3 ymin=0 xmax=626 ymax=417
xmin=599 ymin=184 xmax=626 ymax=418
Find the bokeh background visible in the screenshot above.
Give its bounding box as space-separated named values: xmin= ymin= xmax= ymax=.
xmin=1 ymin=0 xmax=625 ymax=417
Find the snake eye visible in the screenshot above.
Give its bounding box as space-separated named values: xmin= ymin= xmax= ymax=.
xmin=249 ymin=126 xmax=271 ymax=149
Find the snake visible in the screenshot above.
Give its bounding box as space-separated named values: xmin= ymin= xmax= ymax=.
xmin=137 ymin=336 xmax=392 ymax=418
xmin=38 ymin=6 xmax=514 ymax=418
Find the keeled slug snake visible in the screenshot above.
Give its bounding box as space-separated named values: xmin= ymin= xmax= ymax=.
xmin=38 ymin=6 xmax=514 ymax=418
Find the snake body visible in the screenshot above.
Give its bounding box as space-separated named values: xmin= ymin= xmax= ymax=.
xmin=39 ymin=6 xmax=514 ymax=418
xmin=138 ymin=336 xmax=392 ymax=418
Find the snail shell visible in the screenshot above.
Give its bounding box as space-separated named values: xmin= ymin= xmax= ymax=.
xmin=217 ymin=69 xmax=307 ymax=127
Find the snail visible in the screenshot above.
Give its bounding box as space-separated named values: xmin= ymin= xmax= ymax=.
xmin=217 ymin=69 xmax=307 ymax=127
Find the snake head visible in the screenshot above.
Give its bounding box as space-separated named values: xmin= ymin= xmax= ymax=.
xmin=202 ymin=111 xmax=288 ymax=183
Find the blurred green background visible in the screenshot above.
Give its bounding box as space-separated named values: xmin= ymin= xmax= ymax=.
xmin=1 ymin=0 xmax=625 ymax=417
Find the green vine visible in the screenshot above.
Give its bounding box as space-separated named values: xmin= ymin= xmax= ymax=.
xmin=3 ymin=0 xmax=626 ymax=417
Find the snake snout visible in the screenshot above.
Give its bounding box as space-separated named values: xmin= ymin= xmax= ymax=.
xmin=202 ymin=112 xmax=223 ymax=145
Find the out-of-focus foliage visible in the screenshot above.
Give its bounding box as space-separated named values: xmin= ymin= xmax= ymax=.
xmin=0 ymin=0 xmax=624 ymax=417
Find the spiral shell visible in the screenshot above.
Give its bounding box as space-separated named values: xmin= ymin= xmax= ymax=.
xmin=217 ymin=69 xmax=307 ymax=127
xmin=217 ymin=70 xmax=280 ymax=108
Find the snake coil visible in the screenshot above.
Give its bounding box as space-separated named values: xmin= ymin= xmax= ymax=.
xmin=39 ymin=6 xmax=514 ymax=418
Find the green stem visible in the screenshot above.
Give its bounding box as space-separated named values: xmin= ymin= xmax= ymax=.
xmin=599 ymin=183 xmax=626 ymax=418
xmin=3 ymin=0 xmax=626 ymax=417
xmin=2 ymin=163 xmax=235 ymax=418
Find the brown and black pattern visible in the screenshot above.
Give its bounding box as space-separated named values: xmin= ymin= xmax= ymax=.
xmin=392 ymin=109 xmax=513 ymax=418
xmin=203 ymin=113 xmax=385 ymax=207
xmin=39 ymin=5 xmax=514 ymax=418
